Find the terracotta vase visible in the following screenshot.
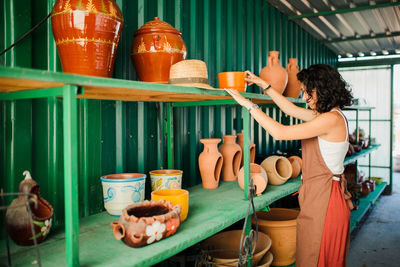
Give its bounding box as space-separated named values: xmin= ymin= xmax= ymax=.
xmin=51 ymin=0 xmax=123 ymax=77
xmin=260 ymin=156 xmax=292 ymax=185
xmin=199 ymin=138 xmax=223 ymax=189
xmin=283 ymin=58 xmax=301 ymax=98
xmin=236 ymin=133 xmax=256 ymax=167
xmin=253 ymin=208 xmax=299 ymax=266
xmin=218 ymin=135 xmax=242 ymax=181
xmin=110 ymin=199 xmax=181 ymax=248
xmin=131 ymin=17 xmax=187 ymax=83
xmin=5 ymin=171 xmax=54 ymax=246
xmin=259 ymin=51 xmax=288 ymax=94
xmin=218 ymin=72 xmax=247 ymax=92
xmin=288 ymin=156 xmax=301 ymax=178
xmin=237 ymin=163 xmax=268 ymax=196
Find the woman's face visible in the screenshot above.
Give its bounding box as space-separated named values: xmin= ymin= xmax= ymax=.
xmin=301 ymin=84 xmax=317 ymax=110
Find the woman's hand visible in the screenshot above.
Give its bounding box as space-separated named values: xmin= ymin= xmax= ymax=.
xmin=244 ymin=70 xmax=269 ymax=89
xmin=225 ymin=89 xmax=253 ymax=109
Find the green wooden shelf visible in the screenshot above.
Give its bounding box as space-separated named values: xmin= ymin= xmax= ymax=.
xmin=343 ymin=144 xmax=381 ymax=166
xmin=0 ymin=178 xmax=301 ymax=267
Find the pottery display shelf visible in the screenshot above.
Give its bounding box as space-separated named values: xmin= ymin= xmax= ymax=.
xmin=343 ymin=144 xmax=381 ymax=166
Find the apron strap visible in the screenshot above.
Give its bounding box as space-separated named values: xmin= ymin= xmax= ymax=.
xmin=333 ymin=174 xmax=355 ymax=210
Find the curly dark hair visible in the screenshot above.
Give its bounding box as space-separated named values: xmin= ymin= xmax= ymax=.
xmin=297 ymin=64 xmax=353 ymax=113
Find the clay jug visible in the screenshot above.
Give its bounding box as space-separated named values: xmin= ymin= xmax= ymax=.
xmin=199 ymin=138 xmax=223 ymax=189
xmin=237 ymin=163 xmax=268 ymax=196
xmin=283 ymin=58 xmax=301 ymax=98
xmin=288 ymin=156 xmax=301 ymax=178
xmin=51 ymin=0 xmax=123 ymax=77
xmin=260 ymin=156 xmax=292 ymax=185
xmin=236 ymin=133 xmax=256 ymax=167
xmin=361 ymin=180 xmax=371 ymax=197
xmin=259 ymin=51 xmax=288 ymax=94
xmin=131 ymin=17 xmax=187 ymax=83
xmin=218 ymin=135 xmax=242 ymax=181
xmin=5 ymin=171 xmax=54 ymax=246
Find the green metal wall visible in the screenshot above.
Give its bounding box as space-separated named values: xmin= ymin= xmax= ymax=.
xmin=0 ymin=0 xmax=337 ymax=232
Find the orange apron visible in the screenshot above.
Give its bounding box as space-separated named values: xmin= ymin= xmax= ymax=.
xmin=296 ymin=137 xmax=354 ymax=267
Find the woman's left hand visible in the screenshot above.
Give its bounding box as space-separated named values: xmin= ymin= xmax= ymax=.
xmin=225 ymin=89 xmax=253 ymax=109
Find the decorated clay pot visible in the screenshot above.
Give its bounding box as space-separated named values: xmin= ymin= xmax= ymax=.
xmin=201 ymin=230 xmax=272 ymax=266
xmin=260 ymin=156 xmax=292 ymax=185
xmin=218 ymin=72 xmax=247 ymax=92
xmin=288 ymin=156 xmax=301 ymax=178
xmin=51 ymin=0 xmax=123 ymax=77
xmin=151 ymin=189 xmax=189 ymax=222
xmin=259 ymin=51 xmax=288 ymax=94
xmin=110 ymin=199 xmax=181 ymax=248
xmin=5 ymin=171 xmax=54 ymax=246
xmin=218 ymin=135 xmax=242 ymax=181
xmin=199 ymin=138 xmax=223 ymax=189
xmin=257 ymin=251 xmax=273 ymax=267
xmin=283 ymin=58 xmax=301 ymax=98
xmin=236 ymin=133 xmax=256 ymax=167
xmin=149 ymin=169 xmax=183 ymax=192
xmin=131 ymin=17 xmax=187 ymax=83
xmin=253 ymin=208 xmax=299 ymax=266
xmin=100 ymin=173 xmax=146 ymax=216
xmin=237 ymin=163 xmax=268 ymax=196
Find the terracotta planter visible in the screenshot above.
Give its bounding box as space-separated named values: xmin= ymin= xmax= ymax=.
xmin=259 ymin=51 xmax=288 ymax=94
xmin=253 ymin=208 xmax=299 ymax=266
xmin=110 ymin=199 xmax=181 ymax=248
xmin=199 ymin=138 xmax=223 ymax=189
xmin=288 ymin=156 xmax=301 ymax=178
xmin=257 ymin=251 xmax=273 ymax=267
xmin=219 ymin=135 xmax=242 ymax=181
xmin=151 ymin=189 xmax=189 ymax=222
xmin=236 ymin=133 xmax=256 ymax=167
xmin=6 ymin=171 xmax=54 ymax=246
xmin=218 ymin=72 xmax=247 ymax=92
xmin=201 ymin=230 xmax=272 ymax=267
xmin=283 ymin=58 xmax=301 ymax=98
xmin=131 ymin=17 xmax=187 ymax=83
xmin=51 ymin=0 xmax=123 ymax=77
xmin=260 ymin=156 xmax=292 ymax=185
xmin=238 ymin=163 xmax=268 ymax=196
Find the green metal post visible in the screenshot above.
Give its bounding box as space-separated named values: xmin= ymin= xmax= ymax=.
xmin=242 ymin=106 xmax=251 ymax=266
xmin=368 ymin=109 xmax=372 ymax=178
xmin=166 ymin=103 xmax=174 ymax=169
xmin=62 ymin=85 xmax=79 ymax=267
xmin=356 ymin=110 xmax=359 ymax=143
xmin=116 ymin=101 xmax=125 ymax=173
xmin=390 ymin=65 xmax=394 ymax=193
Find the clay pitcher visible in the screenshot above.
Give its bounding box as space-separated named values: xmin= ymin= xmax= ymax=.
xmin=236 ymin=133 xmax=256 ymax=167
xmin=51 ymin=0 xmax=123 ymax=77
xmin=5 ymin=171 xmax=54 ymax=246
xmin=284 ymin=58 xmax=301 ymax=98
xmin=198 ymin=139 xmax=223 ymax=189
xmin=218 ymin=135 xmax=242 ymax=181
xmin=259 ymin=51 xmax=288 ymax=94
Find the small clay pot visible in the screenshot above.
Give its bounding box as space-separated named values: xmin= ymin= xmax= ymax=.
xmin=237 ymin=163 xmax=268 ymax=196
xmin=283 ymin=58 xmax=301 ymax=98
xmin=361 ymin=181 xmax=371 ymax=197
xmin=259 ymin=51 xmax=288 ymax=94
xmin=236 ymin=133 xmax=256 ymax=167
xmin=260 ymin=156 xmax=292 ymax=185
xmin=218 ymin=72 xmax=247 ymax=92
xmin=199 ymin=138 xmax=223 ymax=189
xmin=219 ymin=135 xmax=242 ymax=181
xmin=257 ymin=251 xmax=273 ymax=267
xmin=287 ymin=156 xmax=301 ymax=178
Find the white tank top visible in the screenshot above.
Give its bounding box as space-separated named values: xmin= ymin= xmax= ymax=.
xmin=318 ymin=109 xmax=348 ymax=175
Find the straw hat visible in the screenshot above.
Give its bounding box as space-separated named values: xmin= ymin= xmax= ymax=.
xmin=169 ymin=60 xmax=215 ymax=90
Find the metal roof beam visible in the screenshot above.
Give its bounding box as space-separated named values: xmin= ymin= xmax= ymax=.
xmin=323 ymin=31 xmax=400 ymax=43
xmin=289 ymin=2 xmax=400 ymax=20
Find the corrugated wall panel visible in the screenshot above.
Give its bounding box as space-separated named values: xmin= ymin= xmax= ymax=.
xmin=0 ymin=0 xmax=337 ymax=234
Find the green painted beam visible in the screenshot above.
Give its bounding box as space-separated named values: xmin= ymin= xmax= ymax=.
xmin=289 ymin=2 xmax=400 ymax=20
xmin=173 ymin=99 xmax=239 ymax=107
xmin=324 ymin=31 xmax=400 ymax=43
xmin=0 ymin=87 xmax=64 ymax=100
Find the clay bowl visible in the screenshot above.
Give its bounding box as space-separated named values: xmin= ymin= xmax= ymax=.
xmin=202 ymin=230 xmax=271 ymax=266
xmin=218 ymin=72 xmax=247 ymax=92
xmin=257 ymin=251 xmax=273 ymax=267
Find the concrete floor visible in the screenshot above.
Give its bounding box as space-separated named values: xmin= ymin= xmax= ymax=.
xmin=347 ymin=172 xmax=400 ymax=267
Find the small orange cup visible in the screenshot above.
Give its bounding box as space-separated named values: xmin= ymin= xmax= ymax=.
xmin=151 ymin=189 xmax=189 ymax=222
xmin=218 ymin=72 xmax=247 ymax=92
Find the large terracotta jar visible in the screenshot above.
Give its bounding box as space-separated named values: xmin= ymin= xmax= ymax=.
xmin=51 ymin=0 xmax=123 ymax=77
xmin=218 ymin=135 xmax=242 ymax=181
xmin=253 ymin=208 xmax=299 ymax=266
xmin=260 ymin=156 xmax=292 ymax=185
xmin=236 ymin=133 xmax=256 ymax=167
xmin=283 ymin=58 xmax=302 ymax=98
xmin=198 ymin=138 xmax=223 ymax=189
xmin=237 ymin=163 xmax=268 ymax=196
xmin=259 ymin=51 xmax=288 ymax=94
xmin=131 ymin=17 xmax=187 ymax=83
xmin=6 ymin=171 xmax=54 ymax=246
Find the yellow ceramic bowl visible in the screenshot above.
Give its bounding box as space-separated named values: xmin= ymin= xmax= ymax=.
xmin=151 ymin=189 xmax=189 ymax=222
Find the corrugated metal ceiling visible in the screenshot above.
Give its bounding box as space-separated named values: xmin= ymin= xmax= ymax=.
xmin=268 ymin=0 xmax=400 ymax=57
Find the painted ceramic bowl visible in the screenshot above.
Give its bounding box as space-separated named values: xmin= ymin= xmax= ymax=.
xmin=151 ymin=189 xmax=189 ymax=222
xmin=218 ymin=72 xmax=247 ymax=92
xmin=149 ymin=170 xmax=183 ymax=192
xmin=100 ymin=173 xmax=146 ymax=217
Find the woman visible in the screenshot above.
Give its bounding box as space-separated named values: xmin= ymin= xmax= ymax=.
xmin=226 ymin=64 xmax=354 ymax=267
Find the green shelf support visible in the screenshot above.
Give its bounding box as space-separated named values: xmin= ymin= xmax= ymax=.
xmin=172 ymin=99 xmax=239 ymax=107
xmin=262 ymin=206 xmax=270 ymax=212
xmin=116 ymin=101 xmax=125 ymax=173
xmin=0 ymin=87 xmax=65 ymax=100
xmin=166 ymin=103 xmax=174 ymax=169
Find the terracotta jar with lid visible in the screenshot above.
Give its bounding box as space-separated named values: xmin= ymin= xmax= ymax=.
xmin=284 ymin=58 xmax=302 ymax=98
xmin=259 ymin=51 xmax=288 ymax=94
xmin=131 ymin=17 xmax=187 ymax=83
xmin=218 ymin=135 xmax=242 ymax=181
xmin=198 ymin=139 xmax=223 ymax=189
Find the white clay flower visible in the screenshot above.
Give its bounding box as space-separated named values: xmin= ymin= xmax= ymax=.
xmin=40 ymin=219 xmax=52 ymax=236
xmin=145 ymin=221 xmax=166 ymax=244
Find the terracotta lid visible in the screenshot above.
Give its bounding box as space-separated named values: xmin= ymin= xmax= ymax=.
xmin=134 ymin=17 xmax=182 ymax=36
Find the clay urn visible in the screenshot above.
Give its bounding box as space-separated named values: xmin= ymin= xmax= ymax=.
xmin=199 ymin=138 xmax=223 ymax=189
xmin=5 ymin=171 xmax=54 ymax=246
xmin=218 ymin=135 xmax=242 ymax=181
xmin=51 ymin=0 xmax=123 ymax=77
xmin=287 ymin=156 xmax=301 ymax=178
xmin=131 ymin=17 xmax=187 ymax=83
xmin=253 ymin=208 xmax=299 ymax=266
xmin=237 ymin=163 xmax=268 ymax=196
xmin=283 ymin=58 xmax=301 ymax=98
xmin=110 ymin=199 xmax=181 ymax=248
xmin=218 ymin=72 xmax=247 ymax=92
xmin=236 ymin=133 xmax=256 ymax=167
xmin=260 ymin=156 xmax=292 ymax=185
xmin=259 ymin=51 xmax=288 ymax=94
